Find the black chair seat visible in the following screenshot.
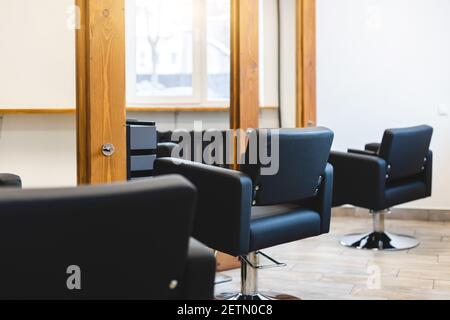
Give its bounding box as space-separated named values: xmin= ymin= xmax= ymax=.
xmin=250 ymin=206 xmax=321 ymax=252
xmin=250 ymin=204 xmax=301 ymax=219
xmin=385 ymin=179 xmax=427 ymax=208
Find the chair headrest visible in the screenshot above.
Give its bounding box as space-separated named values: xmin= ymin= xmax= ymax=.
xmin=379 ymin=125 xmax=433 ymax=181
xmin=240 ymin=127 xmax=334 ymax=206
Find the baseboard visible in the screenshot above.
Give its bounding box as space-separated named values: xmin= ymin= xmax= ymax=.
xmin=333 ymin=207 xmax=450 ymax=222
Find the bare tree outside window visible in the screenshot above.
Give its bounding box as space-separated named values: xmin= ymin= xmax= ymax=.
xmin=135 ymin=0 xmax=194 ymax=97
xmin=141 ymin=0 xmax=169 ymax=89
xmin=128 ymin=0 xmax=231 ymax=104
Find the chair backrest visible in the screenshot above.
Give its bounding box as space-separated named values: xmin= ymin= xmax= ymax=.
xmin=158 ymin=130 xmax=230 ymax=167
xmin=378 ymin=125 xmax=433 ymax=181
xmin=0 ymin=174 xmax=22 ymax=188
xmin=240 ymin=127 xmax=334 ymax=206
xmin=0 ymin=175 xmax=196 ymax=300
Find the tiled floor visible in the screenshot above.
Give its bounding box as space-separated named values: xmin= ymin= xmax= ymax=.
xmin=216 ymin=216 xmax=450 ymax=300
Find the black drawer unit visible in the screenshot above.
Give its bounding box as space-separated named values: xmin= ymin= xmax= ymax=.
xmin=126 ymin=120 xmax=157 ymax=180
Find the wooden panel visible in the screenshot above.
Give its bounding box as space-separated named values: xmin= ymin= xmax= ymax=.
xmin=216 ymin=252 xmax=240 ymax=272
xmin=296 ymin=0 xmax=317 ymax=128
xmin=76 ymin=0 xmax=89 ymax=185
xmin=76 ymin=0 xmax=127 ymax=185
xmin=230 ymin=0 xmax=260 ymax=130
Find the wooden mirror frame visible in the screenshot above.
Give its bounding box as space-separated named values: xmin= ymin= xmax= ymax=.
xmin=297 ymin=0 xmax=317 ymax=128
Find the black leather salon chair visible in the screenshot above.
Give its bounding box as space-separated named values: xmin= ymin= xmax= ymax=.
xmin=155 ymin=127 xmax=334 ymax=300
xmin=0 ymin=175 xmax=216 ymax=300
xmin=0 ymin=173 xmax=22 ymax=188
xmin=329 ymin=125 xmax=433 ymax=251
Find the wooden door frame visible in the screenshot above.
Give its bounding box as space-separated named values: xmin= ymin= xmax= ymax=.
xmin=76 ymin=0 xmax=127 ymax=184
xmin=296 ymin=0 xmax=317 ymax=128
xmin=230 ymin=0 xmax=260 ymax=131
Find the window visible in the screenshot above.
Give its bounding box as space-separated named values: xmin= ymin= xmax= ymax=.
xmin=126 ymin=0 xmax=279 ymax=109
xmin=206 ymin=0 xmax=231 ymax=102
xmin=126 ymin=0 xmax=231 ymax=106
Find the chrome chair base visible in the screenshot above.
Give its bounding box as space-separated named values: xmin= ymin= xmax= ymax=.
xmin=216 ymin=291 xmax=300 ymax=301
xmin=341 ymin=231 xmax=419 ymax=251
xmin=215 ymin=252 xmax=300 ymax=301
xmin=340 ymin=209 xmax=420 ymax=251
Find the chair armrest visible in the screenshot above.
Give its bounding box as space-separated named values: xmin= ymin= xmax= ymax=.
xmin=155 ymin=158 xmax=254 ymax=256
xmin=181 ymin=239 xmax=216 ymax=300
xmin=157 ymin=142 xmax=179 ymax=158
xmin=365 ymin=143 xmax=381 ymax=153
xmin=309 ymin=163 xmax=333 ymax=234
xmin=0 ymin=174 xmax=22 ymax=188
xmin=329 ymin=151 xmax=387 ymax=210
xmin=348 ymin=149 xmax=378 ymax=156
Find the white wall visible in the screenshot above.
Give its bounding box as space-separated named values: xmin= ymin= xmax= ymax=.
xmin=317 ymin=0 xmax=450 ymax=209
xmin=0 ymin=115 xmax=77 ymax=188
xmin=0 ymin=0 xmax=77 ymax=188
xmin=0 ymin=0 xmax=75 ymax=108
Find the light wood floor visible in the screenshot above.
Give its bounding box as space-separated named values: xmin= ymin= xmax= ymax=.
xmin=216 ymin=215 xmax=450 ymax=300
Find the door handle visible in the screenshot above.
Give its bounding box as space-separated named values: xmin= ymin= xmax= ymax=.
xmin=102 ymin=143 xmax=115 ymax=157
